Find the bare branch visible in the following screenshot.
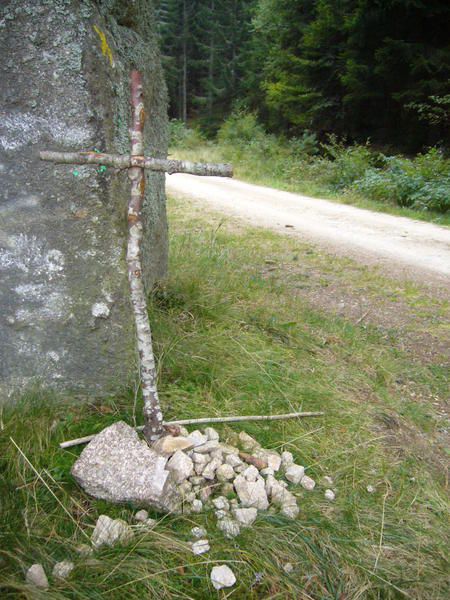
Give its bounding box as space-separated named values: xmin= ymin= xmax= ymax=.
xmin=39 ymin=151 xmax=233 ymax=177
xmin=59 ymin=412 xmax=325 ymax=449
xmin=128 ymin=70 xmax=164 ymax=443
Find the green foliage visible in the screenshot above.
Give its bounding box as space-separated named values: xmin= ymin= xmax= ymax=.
xmin=172 ymin=115 xmax=450 ymax=216
xmin=317 ymin=136 xmax=375 ymax=189
xmin=168 ymin=118 xmax=205 ymax=148
xmin=353 ymin=149 xmax=450 ymax=212
xmin=217 ymin=110 xmax=266 ymax=146
xmin=248 ymin=0 xmax=450 ymax=150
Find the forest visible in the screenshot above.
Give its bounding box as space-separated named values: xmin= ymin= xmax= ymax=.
xmin=155 ymin=0 xmax=450 ymax=151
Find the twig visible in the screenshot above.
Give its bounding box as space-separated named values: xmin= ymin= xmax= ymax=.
xmin=355 ymin=310 xmax=370 ymax=325
xmin=374 ymin=482 xmax=390 ymax=571
xmin=59 ymin=411 xmax=324 ymax=449
xmin=39 ymin=151 xmax=233 ymax=177
xmin=128 ymin=71 xmax=163 ymax=443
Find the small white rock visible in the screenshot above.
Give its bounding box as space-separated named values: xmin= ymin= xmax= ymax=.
xmin=204 ymin=427 xmax=220 ymax=441
xmin=221 ymin=482 xmax=235 ymax=496
xmin=26 ymin=564 xmax=49 ymax=589
xmin=194 ymin=462 xmax=206 ymax=475
xmin=134 ymin=509 xmax=149 ymax=522
xmin=185 ymin=491 xmax=196 ymax=503
xmin=203 ymin=457 xmax=222 ymax=480
xmin=216 ymin=464 xmax=235 ymax=482
xmin=220 ymin=444 xmax=240 ymax=456
xmin=135 ymin=518 xmax=157 ymax=530
xmin=324 ymin=489 xmax=336 ymax=501
xmin=300 ymin=475 xmax=316 ymax=491
xmin=260 ymin=467 xmax=275 ymax=477
xmin=199 ymin=485 xmax=214 ymax=503
xmin=91 ymin=515 xmax=134 ymax=549
xmin=189 ymin=476 xmax=206 ymax=486
xmin=191 ymin=539 xmax=210 ymax=555
xmin=191 ymin=499 xmax=203 ymax=513
xmin=188 ymin=430 xmax=208 ymax=447
xmin=242 ymin=465 xmax=260 ymax=482
xmin=210 ymin=448 xmax=224 ymax=460
xmin=257 ymin=450 xmax=282 ymax=471
xmin=191 ymin=526 xmax=207 ymax=538
xmin=52 ymin=560 xmax=74 ymax=580
xmin=192 ymin=452 xmax=210 ymax=465
xmin=322 ymin=476 xmax=334 ymax=486
xmin=281 ymin=451 xmax=294 ymax=468
xmin=225 ymin=454 xmax=243 ymax=468
xmin=152 ymin=435 xmax=194 ymax=455
xmin=210 ymin=564 xmax=236 ymax=590
xmin=283 ymin=562 xmax=294 ymax=574
xmin=367 ymin=485 xmax=375 ymax=493
xmin=285 ymin=464 xmax=305 ymax=484
xmin=215 ymin=509 xmax=228 ymax=520
xmin=281 ymin=502 xmax=299 ymax=519
xmin=217 ymin=517 xmax=240 ymax=538
xmin=167 ymin=450 xmax=194 ymax=483
xmin=179 ymin=480 xmax=193 ymax=494
xmin=234 ymin=474 xmax=269 ymax=509
xmin=232 ymin=507 xmax=257 ymax=527
xmin=238 ymin=431 xmax=260 ymax=452
xmin=213 ymin=496 xmax=230 ymax=511
xmin=194 ymin=440 xmax=220 ymax=454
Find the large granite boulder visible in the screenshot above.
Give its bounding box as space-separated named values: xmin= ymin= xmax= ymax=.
xmin=72 ymin=421 xmax=181 ymax=513
xmin=0 ymin=0 xmax=168 ymax=399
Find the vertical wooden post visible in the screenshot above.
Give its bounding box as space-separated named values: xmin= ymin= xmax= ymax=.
xmin=127 ymin=70 xmax=164 ymax=443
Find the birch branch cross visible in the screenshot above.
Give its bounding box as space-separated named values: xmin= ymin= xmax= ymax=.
xmin=40 ymin=70 xmax=232 ymax=444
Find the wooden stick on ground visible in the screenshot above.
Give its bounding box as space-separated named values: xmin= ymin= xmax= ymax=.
xmin=59 ymin=411 xmax=324 ymax=449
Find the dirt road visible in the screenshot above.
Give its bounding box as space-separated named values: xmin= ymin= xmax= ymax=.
xmin=166 ymin=174 xmax=450 ymax=285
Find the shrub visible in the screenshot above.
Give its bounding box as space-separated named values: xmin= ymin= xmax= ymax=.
xmin=217 ymin=110 xmax=267 ymax=146
xmin=319 ymin=136 xmax=375 ymax=189
xmin=353 ymin=149 xmax=450 ymax=212
xmin=287 ymin=130 xmax=320 ymax=157
xmin=169 ymin=119 xmax=205 ymax=149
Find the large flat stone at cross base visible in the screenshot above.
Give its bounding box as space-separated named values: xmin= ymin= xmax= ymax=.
xmin=71 ymin=421 xmax=181 ymax=513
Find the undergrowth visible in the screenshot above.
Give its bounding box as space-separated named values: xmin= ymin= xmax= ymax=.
xmin=170 ymin=114 xmax=450 ymax=224
xmin=0 ymin=199 xmax=448 ymax=598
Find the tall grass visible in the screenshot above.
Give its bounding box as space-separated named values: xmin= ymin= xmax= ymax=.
xmin=170 ymin=114 xmax=450 ymax=222
xmin=0 ymin=200 xmax=448 ymax=598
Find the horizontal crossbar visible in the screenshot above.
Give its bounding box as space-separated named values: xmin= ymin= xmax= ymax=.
xmin=40 ymin=151 xmax=233 ymax=177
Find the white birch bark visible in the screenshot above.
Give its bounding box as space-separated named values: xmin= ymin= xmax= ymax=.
xmin=128 ymin=70 xmax=164 ymax=442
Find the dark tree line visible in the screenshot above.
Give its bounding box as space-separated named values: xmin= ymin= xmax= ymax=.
xmin=156 ymin=0 xmax=450 ymax=150
xmin=155 ymin=0 xmax=254 ymax=131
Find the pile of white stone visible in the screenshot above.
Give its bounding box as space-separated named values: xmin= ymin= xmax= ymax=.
xmin=25 ymin=422 xmax=337 ymax=592
xmin=154 ymin=426 xmax=335 ymax=534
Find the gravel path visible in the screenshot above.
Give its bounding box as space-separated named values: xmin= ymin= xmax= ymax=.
xmin=166 ymin=174 xmax=450 ymax=285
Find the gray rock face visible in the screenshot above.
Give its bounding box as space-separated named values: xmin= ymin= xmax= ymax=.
xmin=72 ymin=422 xmax=181 ymax=513
xmin=0 ymin=0 xmax=168 ymax=399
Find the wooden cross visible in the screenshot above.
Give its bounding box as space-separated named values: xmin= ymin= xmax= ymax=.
xmin=40 ymin=70 xmax=232 ymax=443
